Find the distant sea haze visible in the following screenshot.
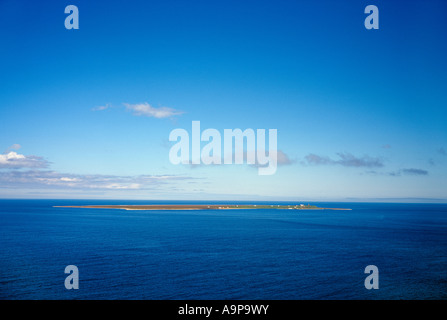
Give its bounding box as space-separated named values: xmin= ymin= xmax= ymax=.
xmin=0 ymin=200 xmax=446 ymax=299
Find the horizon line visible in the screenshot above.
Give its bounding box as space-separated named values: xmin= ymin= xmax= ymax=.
xmin=0 ymin=197 xmax=446 ymax=204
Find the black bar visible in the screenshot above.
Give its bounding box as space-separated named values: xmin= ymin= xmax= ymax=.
xmin=0 ymin=300 xmax=443 ymax=318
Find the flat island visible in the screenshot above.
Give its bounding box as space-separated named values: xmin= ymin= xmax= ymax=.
xmin=54 ymin=204 xmax=351 ymax=211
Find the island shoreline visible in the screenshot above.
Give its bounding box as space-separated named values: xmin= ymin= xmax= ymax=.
xmin=53 ymin=204 xmax=352 ymax=211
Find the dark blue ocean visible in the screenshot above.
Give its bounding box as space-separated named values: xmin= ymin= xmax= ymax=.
xmin=0 ymin=200 xmax=446 ymax=300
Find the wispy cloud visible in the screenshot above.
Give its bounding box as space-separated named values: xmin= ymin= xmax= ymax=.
xmin=438 ymin=147 xmax=447 ymax=156
xmin=92 ymin=103 xmax=111 ymax=111
xmin=303 ymin=154 xmax=332 ymax=166
xmin=0 ymin=146 xmax=196 ymax=192
xmin=185 ymin=150 xmax=294 ymax=169
xmin=0 ymin=151 xmax=49 ymax=169
xmin=0 ymin=170 xmax=194 ymax=190
xmin=304 ymin=152 xmax=383 ymax=168
xmin=5 ymin=144 xmax=21 ymax=152
xmin=124 ymin=102 xmax=184 ymax=119
xmin=277 ymin=150 xmax=295 ymax=166
xmin=366 ymin=168 xmax=429 ymax=176
xmin=401 ymin=168 xmax=428 ymax=175
xmin=382 ymin=144 xmax=391 ymax=149
xmin=250 ymin=150 xmax=295 ymax=168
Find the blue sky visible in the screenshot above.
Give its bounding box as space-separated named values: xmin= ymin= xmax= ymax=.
xmin=0 ymin=0 xmax=446 ymax=201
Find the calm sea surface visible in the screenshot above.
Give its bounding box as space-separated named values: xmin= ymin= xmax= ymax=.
xmin=0 ymin=199 xmax=446 ymax=299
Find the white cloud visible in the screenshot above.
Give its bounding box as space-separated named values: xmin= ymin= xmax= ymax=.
xmin=0 ymin=170 xmax=194 ymax=190
xmin=105 ymin=183 xmax=141 ymax=190
xmin=60 ymin=177 xmax=79 ymax=182
xmin=0 ymin=151 xmax=49 ymax=169
xmin=124 ymin=102 xmax=184 ymax=118
xmin=0 ymin=151 xmax=25 ymax=161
